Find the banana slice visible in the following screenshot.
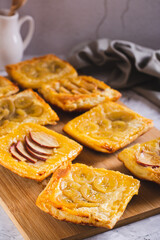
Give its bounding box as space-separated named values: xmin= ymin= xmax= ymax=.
xmin=80 ymin=183 xmax=106 ymax=203
xmin=112 ymin=120 xmax=127 ymax=131
xmin=14 ymin=96 xmax=33 ymax=109
xmin=108 ymin=111 xmax=134 ymax=122
xmin=0 ymin=108 xmax=10 ymax=120
xmin=0 ymin=99 xmax=15 ymax=119
xmin=25 ymin=104 xmax=44 ymax=117
xmin=72 ymin=167 xmax=95 ymax=184
xmin=12 ymin=109 xmax=27 ymax=122
xmin=56 ymin=194 xmax=77 ymax=208
xmin=93 ymin=174 xmax=118 ymax=193
xmin=21 ymin=64 xmax=38 ymax=78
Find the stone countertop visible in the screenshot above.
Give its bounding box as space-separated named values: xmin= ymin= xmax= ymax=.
xmin=0 ymin=88 xmax=159 ymax=240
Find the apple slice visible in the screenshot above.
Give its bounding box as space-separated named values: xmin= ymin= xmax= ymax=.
xmin=29 ymin=131 xmax=59 ymax=148
xmin=25 ymin=136 xmax=53 ymax=156
xmin=9 ymin=143 xmax=27 ymax=162
xmin=136 ymin=150 xmax=160 ymax=167
xmin=26 ymin=145 xmax=48 ymax=161
xmin=16 ymin=141 xmax=37 ymax=163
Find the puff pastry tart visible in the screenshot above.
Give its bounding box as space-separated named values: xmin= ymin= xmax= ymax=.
xmin=63 ymin=101 xmax=153 ymax=153
xmin=38 ymin=76 xmax=121 ymax=111
xmin=0 ymin=123 xmax=82 ymax=181
xmin=118 ymin=138 xmax=160 ymax=184
xmin=6 ymin=54 xmax=78 ymax=89
xmin=0 ymin=89 xmax=59 ymax=137
xmin=0 ymin=76 xmax=19 ymax=98
xmin=36 ymin=163 xmax=140 ymax=229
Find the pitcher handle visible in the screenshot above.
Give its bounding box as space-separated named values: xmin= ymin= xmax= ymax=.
xmin=18 ymin=16 xmax=35 ymax=51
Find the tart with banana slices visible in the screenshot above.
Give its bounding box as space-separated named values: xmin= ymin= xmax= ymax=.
xmin=118 ymin=138 xmax=160 ymax=184
xmin=0 ymin=123 xmax=82 ymax=181
xmin=36 ymin=163 xmax=140 ymax=229
xmin=0 ymin=76 xmax=19 ymax=98
xmin=63 ymin=101 xmax=153 ymax=153
xmin=6 ymin=54 xmax=77 ymax=89
xmin=38 ymin=76 xmax=121 ymax=111
xmin=0 ymin=89 xmax=59 ymax=137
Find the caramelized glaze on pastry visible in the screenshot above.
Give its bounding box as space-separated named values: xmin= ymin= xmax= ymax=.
xmin=38 ymin=76 xmax=121 ymax=111
xmin=118 ymin=138 xmax=160 ymax=184
xmin=36 ymin=163 xmax=140 ymax=228
xmin=6 ymin=54 xmax=78 ymax=89
xmin=63 ymin=101 xmax=153 ymax=153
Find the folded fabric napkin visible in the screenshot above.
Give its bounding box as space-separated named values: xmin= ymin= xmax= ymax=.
xmin=68 ymin=39 xmax=160 ymax=107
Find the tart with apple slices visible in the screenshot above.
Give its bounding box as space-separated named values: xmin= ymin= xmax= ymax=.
xmin=118 ymin=138 xmax=160 ymax=184
xmin=0 ymin=123 xmax=82 ymax=181
xmin=36 ymin=163 xmax=140 ymax=229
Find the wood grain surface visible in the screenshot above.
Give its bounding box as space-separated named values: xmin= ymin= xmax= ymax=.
xmin=0 ymin=108 xmax=160 ymax=240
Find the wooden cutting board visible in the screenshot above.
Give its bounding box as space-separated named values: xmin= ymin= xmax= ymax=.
xmin=0 ymin=108 xmax=160 ymax=240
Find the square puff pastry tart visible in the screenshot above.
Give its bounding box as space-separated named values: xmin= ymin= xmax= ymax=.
xmin=38 ymin=76 xmax=121 ymax=111
xmin=118 ymin=138 xmax=160 ymax=184
xmin=0 ymin=89 xmax=59 ymax=137
xmin=63 ymin=101 xmax=153 ymax=153
xmin=36 ymin=163 xmax=140 ymax=229
xmin=6 ymin=54 xmax=78 ymax=89
xmin=0 ymin=123 xmax=82 ymax=181
xmin=0 ymin=76 xmax=19 ymax=98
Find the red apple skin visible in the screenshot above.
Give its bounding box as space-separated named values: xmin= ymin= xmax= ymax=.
xmin=29 ymin=131 xmax=59 ymax=149
xmin=9 ymin=143 xmax=27 ymax=162
xmin=25 ymin=144 xmax=47 ymax=161
xmin=25 ymin=136 xmax=53 ymax=156
xmin=16 ymin=141 xmax=37 ymax=163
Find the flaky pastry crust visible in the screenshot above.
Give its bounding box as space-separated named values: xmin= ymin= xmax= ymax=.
xmin=36 ymin=163 xmax=140 ymax=229
xmin=6 ymin=54 xmax=77 ymax=89
xmin=38 ymin=76 xmax=121 ymax=111
xmin=0 ymin=76 xmax=19 ymax=98
xmin=0 ymin=123 xmax=82 ymax=181
xmin=63 ymin=101 xmax=153 ymax=153
xmin=118 ymin=138 xmax=160 ymax=184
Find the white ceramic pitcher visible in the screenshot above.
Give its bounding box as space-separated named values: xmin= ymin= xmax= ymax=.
xmin=0 ymin=9 xmax=35 ymax=70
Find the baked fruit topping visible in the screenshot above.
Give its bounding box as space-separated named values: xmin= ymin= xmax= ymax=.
xmin=29 ymin=131 xmax=59 ymax=148
xmin=6 ymin=54 xmax=77 ymax=89
xmin=63 ymin=101 xmax=153 ymax=153
xmin=0 ymin=76 xmax=19 ymax=98
xmin=0 ymin=89 xmax=59 ymax=137
xmin=10 ymin=131 xmax=57 ymax=164
xmin=136 ymin=146 xmax=160 ymax=168
xmin=25 ymin=135 xmax=53 ymax=156
xmin=38 ymin=76 xmax=121 ymax=111
xmin=118 ymin=138 xmax=160 ymax=184
xmin=36 ymin=163 xmax=140 ymax=229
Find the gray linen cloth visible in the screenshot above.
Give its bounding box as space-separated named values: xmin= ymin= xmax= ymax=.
xmin=68 ymin=39 xmax=160 ymax=107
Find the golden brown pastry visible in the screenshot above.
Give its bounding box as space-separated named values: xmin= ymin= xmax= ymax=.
xmin=63 ymin=101 xmax=153 ymax=153
xmin=38 ymin=76 xmax=121 ymax=111
xmin=118 ymin=138 xmax=160 ymax=184
xmin=36 ymin=163 xmax=140 ymax=229
xmin=0 ymin=76 xmax=19 ymax=98
xmin=0 ymin=89 xmax=59 ymax=137
xmin=0 ymin=123 xmax=82 ymax=181
xmin=6 ymin=54 xmax=78 ymax=89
